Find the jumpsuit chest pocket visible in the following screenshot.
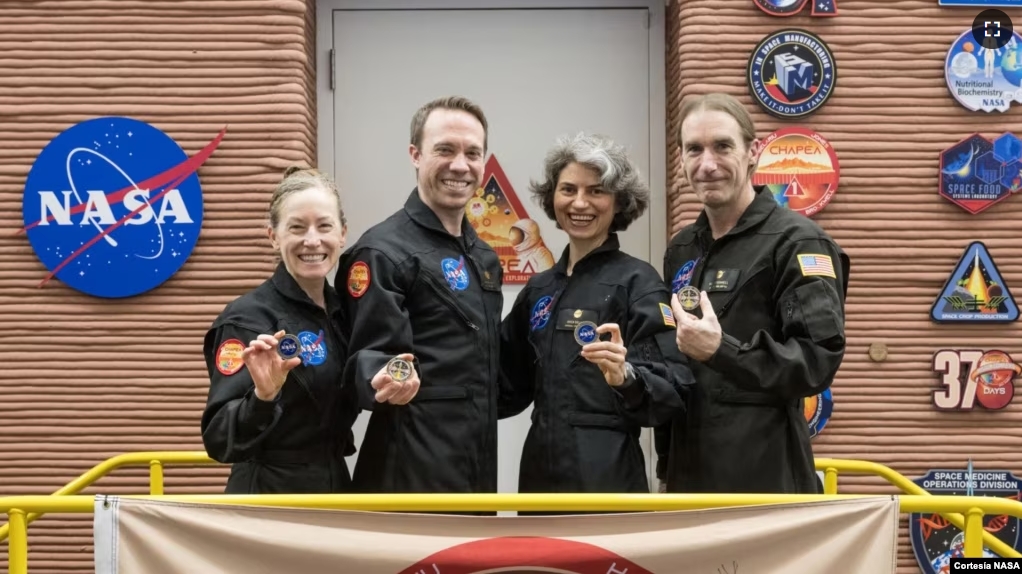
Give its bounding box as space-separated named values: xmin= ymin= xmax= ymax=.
xmin=417 ymin=270 xmax=480 ymax=332
xmin=701 ymin=264 xmax=771 ymax=321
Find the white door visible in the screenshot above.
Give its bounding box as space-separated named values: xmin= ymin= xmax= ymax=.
xmin=319 ymin=1 xmax=666 ymax=497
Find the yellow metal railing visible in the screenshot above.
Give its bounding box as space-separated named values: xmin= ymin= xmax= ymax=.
xmin=0 ymin=451 xmax=214 ymax=544
xmin=2 ymin=452 xmax=1019 ymax=571
xmin=815 ymin=457 xmax=1019 ymax=559
xmin=2 ymin=492 xmax=1021 ymax=574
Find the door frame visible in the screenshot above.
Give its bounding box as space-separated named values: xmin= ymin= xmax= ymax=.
xmin=315 ymin=0 xmax=668 ymax=261
xmin=315 ymin=0 xmax=669 ymax=489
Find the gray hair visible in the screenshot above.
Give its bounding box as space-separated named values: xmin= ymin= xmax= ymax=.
xmin=529 ymin=132 xmax=649 ymax=233
xmin=268 ymin=165 xmax=347 ymax=229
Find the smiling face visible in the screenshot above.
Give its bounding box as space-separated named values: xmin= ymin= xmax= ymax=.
xmin=410 ymin=108 xmax=486 ymax=214
xmin=268 ymin=186 xmax=346 ymax=283
xmin=552 ymin=162 xmax=616 ymax=244
xmin=679 ymin=109 xmax=761 ymax=209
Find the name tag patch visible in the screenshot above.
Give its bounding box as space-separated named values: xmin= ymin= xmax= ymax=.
xmin=703 ymin=268 xmax=741 ymax=292
xmin=556 ymin=308 xmax=599 ymax=330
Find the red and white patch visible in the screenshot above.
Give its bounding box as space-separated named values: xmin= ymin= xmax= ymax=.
xmin=215 ymin=339 xmax=245 ymax=376
xmin=347 ymin=261 xmax=370 ymax=298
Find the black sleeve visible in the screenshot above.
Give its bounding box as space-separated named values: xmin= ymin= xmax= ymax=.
xmin=653 ymin=423 xmax=672 ymax=480
xmin=497 ymin=288 xmax=537 ymax=419
xmin=339 ymin=248 xmax=416 ymax=411
xmin=613 ymin=286 xmax=694 ymax=427
xmin=655 ymin=248 xmax=682 ymax=480
xmin=200 ymin=323 xmax=283 ymax=463
xmin=704 ymin=236 xmax=849 ymax=401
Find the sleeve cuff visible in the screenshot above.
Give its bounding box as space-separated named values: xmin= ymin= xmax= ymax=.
xmin=613 ymin=367 xmax=645 ymax=409
xmin=243 ymin=391 xmax=281 ymax=424
xmin=705 ymin=332 xmax=741 ymax=372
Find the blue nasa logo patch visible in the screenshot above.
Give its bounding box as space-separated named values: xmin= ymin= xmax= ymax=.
xmin=530 ymin=295 xmax=553 ymax=331
xmin=672 ymin=259 xmax=699 ymax=292
xmin=297 ymin=330 xmax=327 ymax=366
xmin=441 ymin=257 xmax=470 ymax=291
xmin=21 ymin=117 xmax=225 ymax=298
xmin=747 ymin=29 xmax=837 ymax=119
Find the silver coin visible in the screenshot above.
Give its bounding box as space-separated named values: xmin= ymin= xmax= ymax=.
xmin=573 ymin=321 xmax=599 ymax=346
xmin=386 ymin=357 xmax=413 ymax=382
xmin=277 ymin=334 xmax=301 ymax=359
xmin=677 ymin=285 xmax=701 ymax=311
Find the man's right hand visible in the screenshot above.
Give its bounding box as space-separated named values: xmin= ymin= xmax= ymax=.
xmin=371 ymin=353 xmax=420 ymax=405
xmin=242 ymin=330 xmax=302 ymax=402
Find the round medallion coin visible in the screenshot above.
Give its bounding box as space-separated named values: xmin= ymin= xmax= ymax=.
xmin=574 ymin=321 xmax=599 ymax=346
xmin=677 ymin=285 xmax=701 ymax=311
xmin=386 ymin=357 xmax=413 ymax=382
xmin=277 ymin=334 xmax=301 ymax=360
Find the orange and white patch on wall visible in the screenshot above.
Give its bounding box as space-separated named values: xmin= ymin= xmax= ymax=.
xmin=753 ymin=127 xmax=840 ymax=217
xmin=465 ymin=155 xmax=555 ymax=284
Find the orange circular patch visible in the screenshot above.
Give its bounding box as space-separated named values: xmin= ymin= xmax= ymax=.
xmin=347 ymin=261 xmax=370 ymax=298
xmin=215 ymin=339 xmax=245 ymax=376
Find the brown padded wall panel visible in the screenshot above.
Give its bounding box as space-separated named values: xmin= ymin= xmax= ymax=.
xmin=667 ymin=1 xmax=1022 ymax=572
xmin=0 ymin=1 xmax=318 ymax=571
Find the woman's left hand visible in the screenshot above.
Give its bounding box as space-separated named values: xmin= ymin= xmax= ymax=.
xmin=581 ymin=323 xmax=628 ymax=387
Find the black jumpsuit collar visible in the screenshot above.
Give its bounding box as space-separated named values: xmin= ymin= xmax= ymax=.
xmin=693 ymin=185 xmax=777 ymax=240
xmin=553 ymin=233 xmax=621 ymax=276
xmin=270 ymin=261 xmax=340 ymax=314
xmin=403 ymin=188 xmax=480 ymax=248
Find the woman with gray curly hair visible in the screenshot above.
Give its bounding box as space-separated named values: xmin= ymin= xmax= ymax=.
xmin=498 ymin=133 xmax=695 ymax=499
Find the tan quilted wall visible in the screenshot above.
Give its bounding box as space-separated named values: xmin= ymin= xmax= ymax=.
xmin=0 ymin=0 xmax=318 ymax=571
xmin=667 ymin=0 xmax=1022 ymax=571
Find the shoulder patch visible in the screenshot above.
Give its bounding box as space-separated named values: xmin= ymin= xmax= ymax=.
xmin=659 ymin=302 xmax=677 ymax=328
xmin=347 ymin=261 xmax=370 ymax=298
xmin=216 ymin=339 xmax=245 ymax=376
xmin=797 ymin=253 xmax=836 ymax=278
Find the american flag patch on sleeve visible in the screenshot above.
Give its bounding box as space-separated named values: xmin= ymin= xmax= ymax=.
xmin=797 ymin=254 xmax=836 ymax=278
xmin=659 ymin=303 xmax=676 ymax=327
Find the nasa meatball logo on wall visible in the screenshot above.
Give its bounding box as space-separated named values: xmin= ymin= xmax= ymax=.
xmin=20 ymin=117 xmax=225 ymax=298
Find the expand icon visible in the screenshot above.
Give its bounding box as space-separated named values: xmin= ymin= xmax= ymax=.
xmin=19 ymin=117 xmax=226 ymax=298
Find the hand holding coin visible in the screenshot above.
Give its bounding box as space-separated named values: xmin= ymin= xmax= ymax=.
xmin=579 ymin=323 xmax=628 ymax=387
xmin=670 ymin=290 xmax=723 ymax=362
xmin=371 ymin=353 xmax=419 ymax=405
xmin=242 ymin=330 xmax=302 ymax=402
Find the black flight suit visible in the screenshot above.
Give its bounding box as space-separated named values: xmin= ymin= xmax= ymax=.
xmin=201 ymin=263 xmax=359 ymax=494
xmin=500 ymin=234 xmax=694 ymax=494
xmin=657 ymin=186 xmax=849 ymax=494
xmin=337 ymin=190 xmax=503 ymax=494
